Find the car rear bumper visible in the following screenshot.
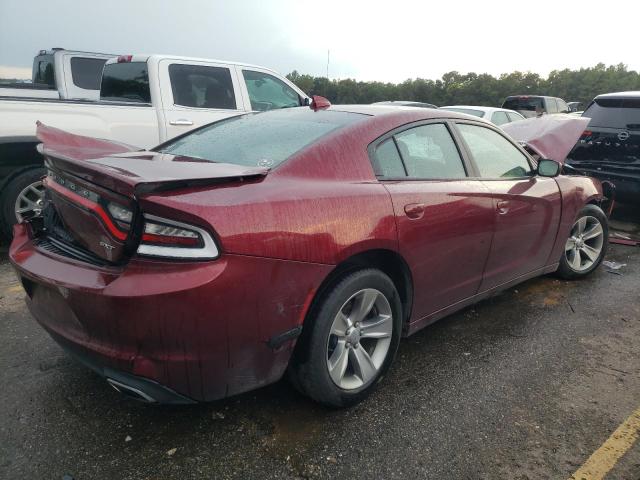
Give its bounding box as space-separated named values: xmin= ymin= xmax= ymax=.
xmin=10 ymin=223 xmax=331 ymax=402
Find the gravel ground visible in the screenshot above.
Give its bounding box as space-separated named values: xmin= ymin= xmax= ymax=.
xmin=1 ymin=244 xmax=639 ymax=479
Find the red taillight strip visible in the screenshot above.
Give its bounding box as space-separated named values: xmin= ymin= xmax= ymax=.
xmin=44 ymin=177 xmax=128 ymax=241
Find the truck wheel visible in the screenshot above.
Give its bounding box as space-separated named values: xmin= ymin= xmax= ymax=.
xmin=0 ymin=167 xmax=46 ymax=239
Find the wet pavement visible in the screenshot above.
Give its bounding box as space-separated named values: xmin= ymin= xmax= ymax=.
xmin=1 ymin=244 xmax=639 ymax=479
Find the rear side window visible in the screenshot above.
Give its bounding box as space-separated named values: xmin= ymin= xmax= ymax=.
xmin=502 ymin=97 xmax=544 ymax=112
xmin=100 ymin=62 xmax=151 ymax=103
xmin=507 ymin=112 xmax=524 ymax=122
xmin=70 ymin=57 xmax=107 ymax=90
xmin=457 ymin=124 xmax=532 ymax=178
xmin=372 ymin=138 xmax=406 ymax=177
xmin=546 ymin=98 xmax=558 ymax=113
xmin=556 ymin=98 xmax=568 ymax=113
xmin=491 ymin=111 xmax=510 ymax=125
xmin=169 ymin=64 xmax=236 ymax=109
xmin=160 ymin=109 xmax=365 ymax=167
xmin=242 ymin=70 xmax=301 ymax=111
xmin=394 ymin=124 xmax=466 ymax=178
xmin=583 ymin=97 xmax=640 ymax=129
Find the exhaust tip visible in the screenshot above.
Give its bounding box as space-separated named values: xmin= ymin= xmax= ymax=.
xmin=107 ymin=378 xmax=156 ymax=403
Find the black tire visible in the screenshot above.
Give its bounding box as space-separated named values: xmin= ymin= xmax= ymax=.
xmin=289 ymin=269 xmax=402 ymax=408
xmin=556 ymin=204 xmax=609 ymax=280
xmin=0 ymin=167 xmax=46 ymax=240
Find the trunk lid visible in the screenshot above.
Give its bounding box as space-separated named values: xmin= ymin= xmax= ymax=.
xmin=36 ymin=123 xmax=268 ymax=264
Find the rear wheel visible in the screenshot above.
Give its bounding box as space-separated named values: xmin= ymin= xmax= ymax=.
xmin=289 ymin=269 xmax=402 ymax=407
xmin=556 ymin=204 xmax=608 ymax=279
xmin=0 ymin=167 xmax=46 ymax=239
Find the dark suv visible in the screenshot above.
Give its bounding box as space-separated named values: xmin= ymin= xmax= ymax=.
xmin=566 ymin=92 xmax=640 ymax=203
xmin=502 ymin=95 xmax=570 ymax=118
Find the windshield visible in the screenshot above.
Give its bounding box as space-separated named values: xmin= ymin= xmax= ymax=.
xmin=502 ymin=97 xmax=544 ymax=111
xmin=159 ymin=108 xmax=366 ymax=168
xmin=441 ymin=107 xmax=485 ymax=117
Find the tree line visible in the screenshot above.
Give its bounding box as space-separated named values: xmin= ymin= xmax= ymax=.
xmin=287 ymin=63 xmax=640 ymax=107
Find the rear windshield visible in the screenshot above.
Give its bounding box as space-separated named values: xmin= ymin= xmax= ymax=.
xmin=100 ymin=62 xmax=151 ymax=103
xmin=583 ymin=97 xmax=640 ymax=129
xmin=502 ymin=97 xmax=544 ymax=111
xmin=32 ymin=54 xmax=55 ymax=88
xmin=159 ymin=109 xmax=366 ymax=168
xmin=441 ymin=107 xmax=484 ymax=117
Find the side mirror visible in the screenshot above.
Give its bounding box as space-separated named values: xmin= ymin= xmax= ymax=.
xmin=537 ymin=159 xmax=561 ymax=177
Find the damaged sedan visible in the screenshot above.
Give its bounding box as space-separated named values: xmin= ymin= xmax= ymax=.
xmin=10 ymin=101 xmax=608 ymax=407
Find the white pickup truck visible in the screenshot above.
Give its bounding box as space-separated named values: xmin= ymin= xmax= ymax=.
xmin=0 ymin=48 xmax=114 ymax=101
xmin=0 ymin=54 xmax=309 ymax=238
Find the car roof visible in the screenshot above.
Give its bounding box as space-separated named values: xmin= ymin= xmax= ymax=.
xmin=441 ymin=105 xmax=523 ymax=115
xmin=506 ymin=95 xmax=553 ymax=99
xmin=372 ymin=101 xmax=436 ymax=106
xmin=595 ymin=91 xmax=640 ymax=99
xmin=329 ymin=104 xmax=458 ymax=118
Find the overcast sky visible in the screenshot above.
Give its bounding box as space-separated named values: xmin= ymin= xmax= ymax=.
xmin=1 ymin=0 xmax=638 ymax=83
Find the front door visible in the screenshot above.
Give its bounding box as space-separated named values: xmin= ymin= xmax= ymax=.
xmin=454 ymin=122 xmax=562 ymax=291
xmin=371 ymin=122 xmax=495 ymax=321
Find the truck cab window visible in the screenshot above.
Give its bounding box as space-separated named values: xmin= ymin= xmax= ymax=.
xmin=242 ymin=70 xmax=301 ymax=111
xmin=71 ymin=58 xmax=107 ymax=90
xmin=100 ymin=62 xmax=151 ymax=103
xmin=169 ymin=64 xmax=236 ymax=110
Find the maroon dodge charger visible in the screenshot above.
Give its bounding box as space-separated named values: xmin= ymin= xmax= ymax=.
xmin=10 ymin=103 xmax=608 ymax=407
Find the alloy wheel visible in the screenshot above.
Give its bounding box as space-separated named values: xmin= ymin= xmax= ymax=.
xmin=326 ymin=288 xmax=393 ymax=390
xmin=564 ymin=215 xmax=605 ymax=272
xmin=14 ymin=180 xmax=45 ymax=223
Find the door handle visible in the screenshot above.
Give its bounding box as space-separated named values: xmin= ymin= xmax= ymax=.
xmin=404 ymin=203 xmax=425 ymax=219
xmin=169 ymin=119 xmax=194 ymax=126
xmin=496 ymin=200 xmax=510 ymax=214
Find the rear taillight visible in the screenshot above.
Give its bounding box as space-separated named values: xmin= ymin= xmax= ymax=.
xmin=137 ymin=214 xmax=219 ymax=260
xmin=581 ymin=130 xmax=593 ymax=138
xmin=117 ymin=55 xmax=133 ymax=63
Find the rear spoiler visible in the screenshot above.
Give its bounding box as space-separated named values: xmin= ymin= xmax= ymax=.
xmin=36 ymin=121 xmax=140 ymax=160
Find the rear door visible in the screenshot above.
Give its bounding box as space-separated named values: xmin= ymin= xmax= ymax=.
xmin=454 ymin=122 xmax=562 ymax=291
xmin=159 ymin=60 xmax=245 ymax=140
xmin=371 ymin=121 xmax=494 ymax=320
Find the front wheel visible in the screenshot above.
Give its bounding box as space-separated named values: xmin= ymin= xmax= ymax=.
xmin=289 ymin=269 xmax=402 ymax=407
xmin=556 ymin=204 xmax=608 ymax=279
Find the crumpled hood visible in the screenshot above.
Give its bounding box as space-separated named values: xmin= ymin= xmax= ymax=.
xmin=502 ymin=114 xmax=590 ymax=164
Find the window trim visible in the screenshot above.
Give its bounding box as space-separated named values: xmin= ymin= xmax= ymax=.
xmin=367 ymin=119 xmax=473 ymax=181
xmin=450 ymin=120 xmax=536 ymax=180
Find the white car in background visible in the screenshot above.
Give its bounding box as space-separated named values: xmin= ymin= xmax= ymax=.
xmin=440 ymin=106 xmax=525 ymax=125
